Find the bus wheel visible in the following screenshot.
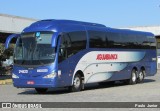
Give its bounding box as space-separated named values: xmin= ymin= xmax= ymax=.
xmin=129 ymin=69 xmax=137 ymax=85
xmin=35 ymin=88 xmax=48 ymax=94
xmin=137 ymin=69 xmax=145 ymax=83
xmin=69 ymin=74 xmax=82 ymax=92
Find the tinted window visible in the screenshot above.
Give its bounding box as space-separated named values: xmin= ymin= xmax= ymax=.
xmin=147 ymin=36 xmax=156 ymax=49
xmin=58 ymin=31 xmax=86 ymax=62
xmin=89 ymin=31 xmax=106 ymax=48
xmin=135 ymin=35 xmax=148 ymax=49
xmin=107 ymin=33 xmax=122 ymax=48
xmin=68 ymin=31 xmax=87 ymax=53
xmin=89 ymin=31 xmax=156 ymax=49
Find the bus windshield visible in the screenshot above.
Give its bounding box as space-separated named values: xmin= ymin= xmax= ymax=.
xmin=14 ymin=32 xmax=55 ymax=65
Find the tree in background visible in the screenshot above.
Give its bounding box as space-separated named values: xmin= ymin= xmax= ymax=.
xmin=0 ymin=44 xmax=14 ymax=75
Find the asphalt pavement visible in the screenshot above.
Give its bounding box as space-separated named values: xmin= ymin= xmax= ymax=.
xmin=0 ymin=70 xmax=160 ymax=111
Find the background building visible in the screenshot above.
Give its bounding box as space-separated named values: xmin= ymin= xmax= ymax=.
xmin=0 ymin=14 xmax=37 ymax=54
xmin=0 ymin=13 xmax=160 ymax=68
xmin=0 ymin=14 xmax=36 ymax=74
xmin=1 ymin=13 xmax=160 ymax=43
xmin=0 ymin=13 xmax=37 ymax=43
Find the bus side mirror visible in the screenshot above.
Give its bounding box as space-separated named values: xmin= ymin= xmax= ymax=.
xmin=5 ymin=34 xmax=20 ymax=49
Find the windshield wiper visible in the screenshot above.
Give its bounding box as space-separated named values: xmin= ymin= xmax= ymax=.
xmin=21 ymin=60 xmax=26 ymax=65
xmin=38 ymin=59 xmax=44 ymax=65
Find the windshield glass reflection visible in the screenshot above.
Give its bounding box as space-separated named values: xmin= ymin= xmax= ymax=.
xmin=14 ymin=32 xmax=55 ymax=65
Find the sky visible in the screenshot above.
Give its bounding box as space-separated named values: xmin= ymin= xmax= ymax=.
xmin=0 ymin=0 xmax=160 ymax=28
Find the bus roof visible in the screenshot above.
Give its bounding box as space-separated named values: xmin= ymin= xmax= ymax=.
xmin=40 ymin=19 xmax=106 ymax=27
xmin=23 ymin=19 xmax=154 ymax=36
xmin=107 ymin=27 xmax=154 ymax=36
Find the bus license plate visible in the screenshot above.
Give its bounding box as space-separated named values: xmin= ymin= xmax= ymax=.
xmin=27 ymin=81 xmax=35 ymax=85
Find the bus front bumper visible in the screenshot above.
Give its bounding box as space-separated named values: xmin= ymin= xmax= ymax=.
xmin=12 ymin=78 xmax=58 ymax=88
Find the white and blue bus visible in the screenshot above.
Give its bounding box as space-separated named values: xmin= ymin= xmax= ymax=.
xmin=5 ymin=20 xmax=157 ymax=93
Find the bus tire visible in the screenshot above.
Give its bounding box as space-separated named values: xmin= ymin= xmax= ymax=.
xmin=35 ymin=88 xmax=48 ymax=94
xmin=129 ymin=69 xmax=137 ymax=85
xmin=137 ymin=69 xmax=145 ymax=83
xmin=69 ymin=74 xmax=82 ymax=92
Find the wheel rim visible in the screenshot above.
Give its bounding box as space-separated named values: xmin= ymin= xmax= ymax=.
xmin=132 ymin=72 xmax=136 ymax=82
xmin=139 ymin=71 xmax=144 ymax=81
xmin=74 ymin=77 xmax=80 ymax=88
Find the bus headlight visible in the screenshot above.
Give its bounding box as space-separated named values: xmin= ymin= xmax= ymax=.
xmin=43 ymin=72 xmax=56 ymax=78
xmin=12 ymin=73 xmax=19 ymax=78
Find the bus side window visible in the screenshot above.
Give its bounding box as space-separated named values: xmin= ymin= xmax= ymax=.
xmin=58 ymin=34 xmax=70 ymax=63
xmin=58 ymin=31 xmax=86 ymax=63
xmin=58 ymin=36 xmax=65 ymax=63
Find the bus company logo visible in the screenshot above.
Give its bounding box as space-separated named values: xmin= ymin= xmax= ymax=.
xmin=96 ymin=54 xmax=118 ymax=60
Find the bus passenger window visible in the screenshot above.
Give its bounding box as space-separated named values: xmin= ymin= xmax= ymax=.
xmin=58 ymin=36 xmax=67 ymax=63
xmin=58 ymin=31 xmax=87 ymax=63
